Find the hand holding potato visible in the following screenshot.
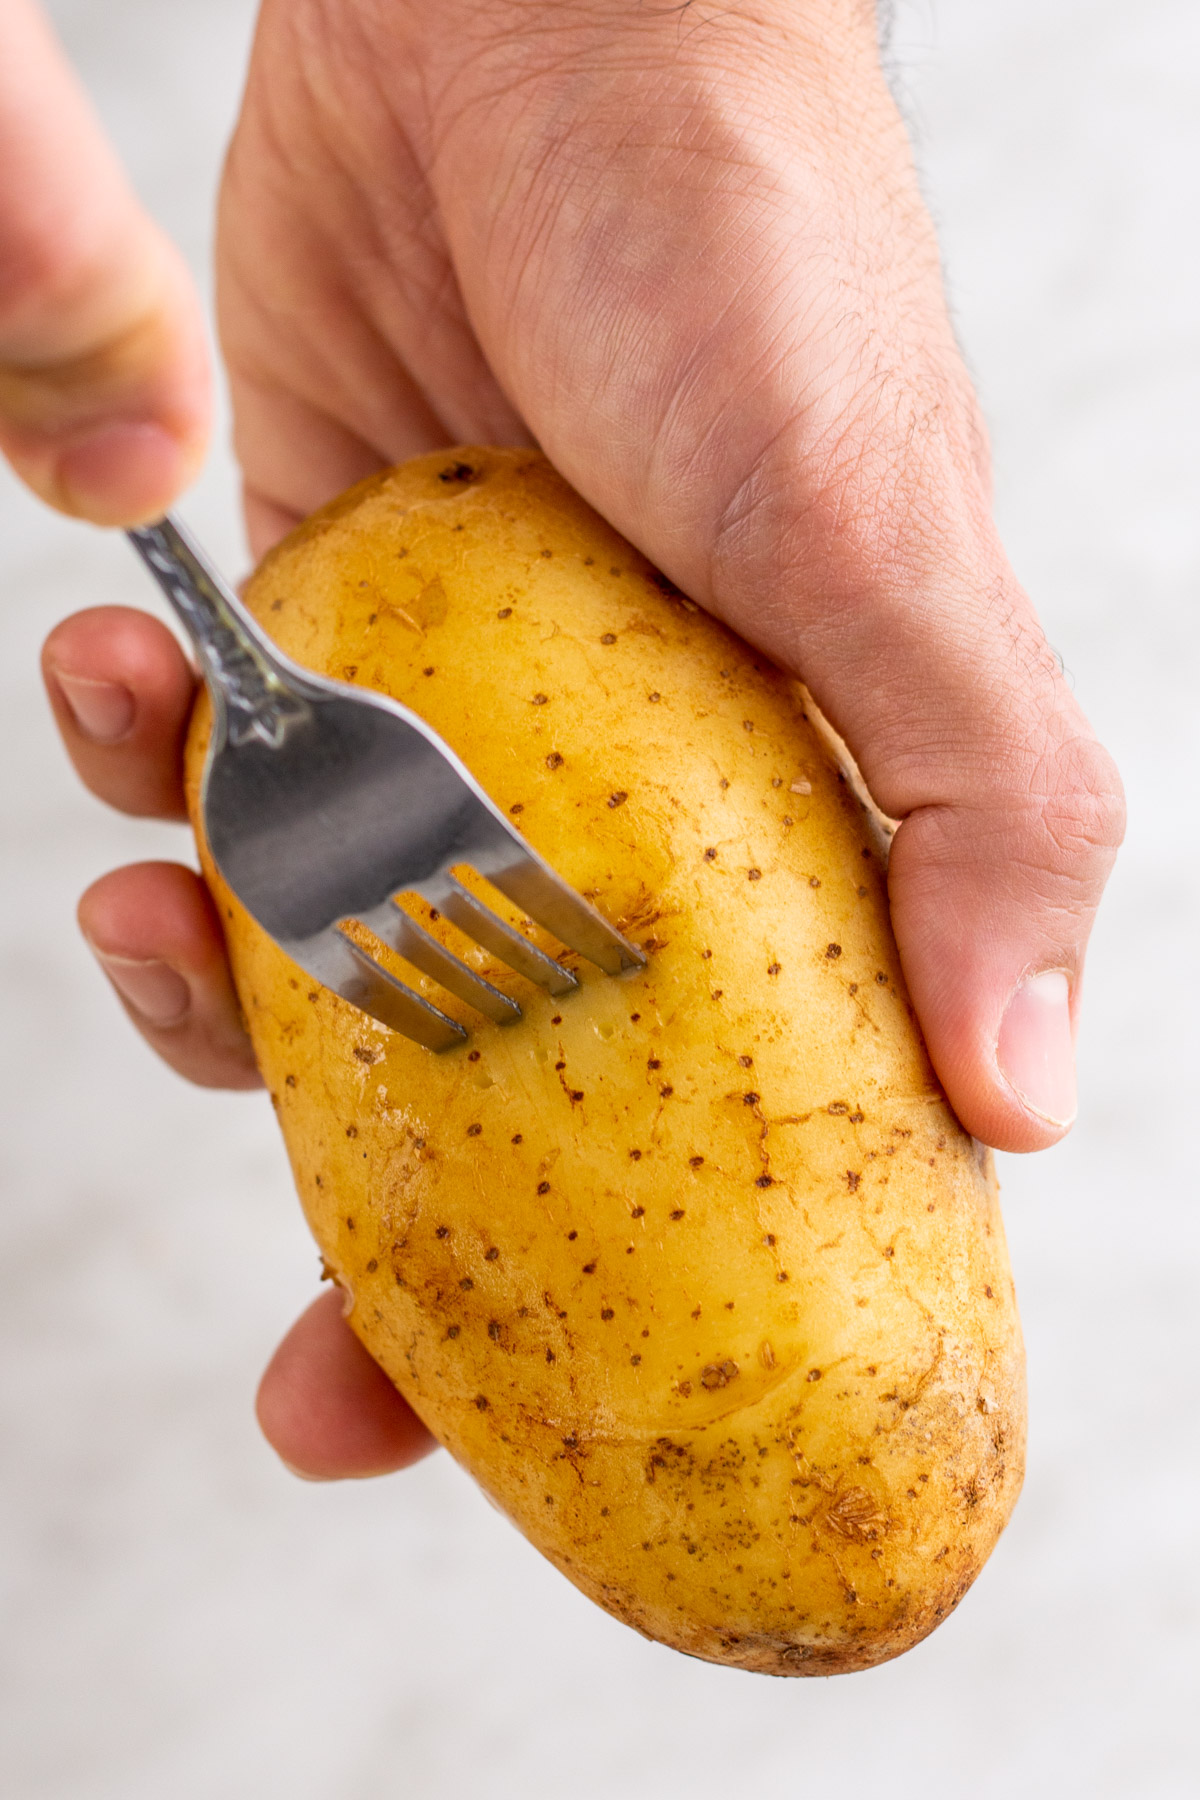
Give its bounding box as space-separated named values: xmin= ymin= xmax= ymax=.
xmin=5 ymin=0 xmax=1123 ymax=1484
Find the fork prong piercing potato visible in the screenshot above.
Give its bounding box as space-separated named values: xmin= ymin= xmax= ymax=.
xmin=186 ymin=449 xmax=1025 ymax=1676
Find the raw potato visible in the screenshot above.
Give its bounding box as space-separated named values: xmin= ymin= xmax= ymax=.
xmin=187 ymin=449 xmax=1025 ymax=1676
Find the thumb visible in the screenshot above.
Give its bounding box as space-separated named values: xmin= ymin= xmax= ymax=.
xmin=685 ymin=348 xmax=1126 ymax=1155
xmin=677 ymin=339 xmax=1125 ymax=1156
xmin=0 ymin=0 xmax=210 ymax=524
xmin=686 ymin=432 xmax=1123 ymax=1155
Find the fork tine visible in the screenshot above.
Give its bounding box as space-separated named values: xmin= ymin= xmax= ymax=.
xmin=439 ymin=879 xmax=580 ymax=995
xmin=354 ymin=901 xmax=521 ymax=1026
xmin=295 ymin=927 xmax=467 ymax=1051
xmin=484 ymin=855 xmax=647 ymax=977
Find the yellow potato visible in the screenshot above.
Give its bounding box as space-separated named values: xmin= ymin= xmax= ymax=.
xmin=187 ymin=448 xmax=1024 ymax=1676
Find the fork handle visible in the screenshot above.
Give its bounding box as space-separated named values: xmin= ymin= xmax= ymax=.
xmin=127 ymin=515 xmax=309 ymax=749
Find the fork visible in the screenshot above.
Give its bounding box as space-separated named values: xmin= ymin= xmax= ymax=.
xmin=127 ymin=515 xmax=646 ymax=1052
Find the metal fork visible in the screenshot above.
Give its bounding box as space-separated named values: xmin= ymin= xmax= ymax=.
xmin=127 ymin=516 xmax=645 ymax=1052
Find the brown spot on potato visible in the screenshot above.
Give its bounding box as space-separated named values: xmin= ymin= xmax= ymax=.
xmin=700 ymin=1361 xmax=740 ymax=1390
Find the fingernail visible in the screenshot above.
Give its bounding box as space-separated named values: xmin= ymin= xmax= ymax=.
xmin=56 ymin=421 xmax=189 ymax=526
xmin=53 ymin=671 xmax=135 ymax=743
xmin=997 ymin=970 xmax=1077 ymax=1128
xmin=92 ymin=950 xmax=190 ymax=1027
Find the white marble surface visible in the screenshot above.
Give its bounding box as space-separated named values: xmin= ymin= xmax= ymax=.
xmin=1 ymin=3 xmax=1196 ymax=1795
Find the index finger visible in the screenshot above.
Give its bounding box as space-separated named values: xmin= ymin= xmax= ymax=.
xmin=0 ymin=0 xmax=210 ymax=523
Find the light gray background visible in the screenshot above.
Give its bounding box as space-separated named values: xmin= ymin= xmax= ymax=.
xmin=1 ymin=3 xmax=1196 ymax=1796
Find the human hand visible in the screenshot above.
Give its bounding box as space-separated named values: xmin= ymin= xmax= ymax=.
xmin=30 ymin=0 xmax=1123 ymax=1477
xmin=3 ymin=0 xmax=427 ymax=1477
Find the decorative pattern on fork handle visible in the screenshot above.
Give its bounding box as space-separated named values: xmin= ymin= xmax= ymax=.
xmin=129 ymin=519 xmax=310 ymax=750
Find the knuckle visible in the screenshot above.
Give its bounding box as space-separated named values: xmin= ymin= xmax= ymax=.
xmin=1032 ymin=733 xmax=1126 ymax=870
xmin=898 ymin=722 xmax=1124 ymax=930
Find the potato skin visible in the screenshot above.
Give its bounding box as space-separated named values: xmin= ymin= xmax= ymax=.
xmin=187 ymin=449 xmax=1024 ymax=1675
